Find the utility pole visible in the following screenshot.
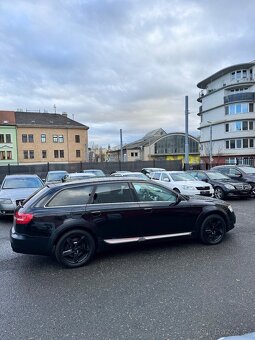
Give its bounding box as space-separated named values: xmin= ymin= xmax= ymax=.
xmin=184 ymin=95 xmax=189 ymax=170
xmin=120 ymin=129 xmax=123 ymax=162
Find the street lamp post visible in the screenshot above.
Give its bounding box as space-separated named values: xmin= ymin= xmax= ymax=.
xmin=207 ymin=121 xmax=212 ymax=169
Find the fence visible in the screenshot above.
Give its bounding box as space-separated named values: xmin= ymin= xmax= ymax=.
xmin=0 ymin=160 xmax=183 ymax=183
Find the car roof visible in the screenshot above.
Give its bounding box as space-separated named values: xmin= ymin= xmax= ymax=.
xmin=47 ymin=170 xmax=68 ymax=173
xmin=4 ymin=174 xmax=40 ymax=178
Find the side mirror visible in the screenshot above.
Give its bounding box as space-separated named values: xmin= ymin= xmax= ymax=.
xmin=163 ymin=178 xmax=170 ymax=182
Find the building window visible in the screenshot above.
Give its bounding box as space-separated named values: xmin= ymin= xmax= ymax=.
xmin=243 ymin=139 xmax=248 ymax=148
xmin=0 ymin=151 xmax=6 ymax=160
xmin=236 ymin=139 xmax=242 ymax=148
xmin=135 ymin=152 xmax=138 ymax=157
xmin=76 ymin=150 xmax=81 ymax=158
xmin=75 ymin=135 xmax=80 ymax=143
xmin=230 ymin=140 xmax=235 ymax=149
xmin=29 ymin=150 xmax=34 ymax=159
xmin=59 ymin=150 xmax=64 ymax=158
xmin=22 ymin=134 xmax=28 ymax=143
xmin=0 ymin=134 xmax=4 ymax=143
xmin=54 ymin=150 xmax=59 ymax=158
xmin=42 ymin=150 xmax=47 ymax=159
xmin=53 ymin=135 xmax=58 ymax=143
xmin=7 ymin=151 xmax=12 ymax=160
xmin=249 ymin=103 xmax=253 ymax=112
xmin=250 ymin=139 xmax=254 ymax=148
xmin=226 ymin=103 xmax=251 ymax=115
xmin=41 ymin=134 xmax=46 ymax=143
xmin=131 ymin=152 xmax=134 ymax=157
xmin=225 ymin=124 xmax=229 ymax=132
xmin=6 ymin=134 xmax=11 ymax=143
xmin=58 ymin=135 xmax=64 ymax=143
xmin=23 ymin=150 xmax=28 ymax=159
xmin=28 ymin=134 xmax=34 ymax=143
xmin=249 ymin=121 xmax=254 ymax=130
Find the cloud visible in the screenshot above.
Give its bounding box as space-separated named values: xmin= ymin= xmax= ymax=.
xmin=0 ymin=0 xmax=254 ymax=147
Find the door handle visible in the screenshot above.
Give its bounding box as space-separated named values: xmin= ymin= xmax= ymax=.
xmin=91 ymin=210 xmax=101 ymax=216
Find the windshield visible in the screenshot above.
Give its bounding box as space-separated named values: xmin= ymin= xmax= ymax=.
xmin=3 ymin=177 xmax=43 ymax=189
xmin=169 ymin=173 xmax=196 ymax=181
xmin=207 ymin=172 xmax=230 ymax=180
xmin=240 ymin=166 xmax=255 ymax=174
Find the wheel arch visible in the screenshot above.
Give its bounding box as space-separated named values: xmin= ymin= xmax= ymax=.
xmin=195 ymin=208 xmax=228 ymax=231
xmin=50 ymin=222 xmax=98 ymax=254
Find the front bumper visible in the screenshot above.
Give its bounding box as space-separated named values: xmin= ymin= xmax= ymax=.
xmin=10 ymin=226 xmax=50 ymax=255
xmin=0 ymin=202 xmax=16 ymax=215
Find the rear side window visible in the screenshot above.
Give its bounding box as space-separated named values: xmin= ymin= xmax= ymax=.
xmin=92 ymin=183 xmax=133 ymax=203
xmin=47 ymin=185 xmax=93 ymax=207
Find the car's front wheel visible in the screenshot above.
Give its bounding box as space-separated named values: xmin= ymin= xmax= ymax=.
xmin=214 ymin=186 xmax=225 ymax=200
xmin=200 ymin=214 xmax=226 ymax=245
xmin=55 ymin=229 xmax=95 ymax=268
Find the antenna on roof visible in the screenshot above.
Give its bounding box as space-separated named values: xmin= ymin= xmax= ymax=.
xmin=53 ymin=104 xmax=56 ymax=113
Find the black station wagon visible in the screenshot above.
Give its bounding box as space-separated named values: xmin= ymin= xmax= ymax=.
xmin=10 ymin=177 xmax=236 ymax=268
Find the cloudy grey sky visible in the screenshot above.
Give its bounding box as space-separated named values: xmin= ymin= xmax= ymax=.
xmin=0 ymin=0 xmax=255 ymax=147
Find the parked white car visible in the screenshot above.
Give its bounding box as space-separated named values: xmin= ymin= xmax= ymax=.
xmin=150 ymin=171 xmax=214 ymax=197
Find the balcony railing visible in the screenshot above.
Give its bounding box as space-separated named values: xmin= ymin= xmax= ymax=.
xmin=224 ymin=92 xmax=255 ymax=104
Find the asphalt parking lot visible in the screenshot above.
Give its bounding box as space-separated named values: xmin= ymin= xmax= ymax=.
xmin=0 ymin=198 xmax=255 ymax=340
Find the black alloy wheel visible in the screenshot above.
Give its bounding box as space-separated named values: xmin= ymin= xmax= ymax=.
xmin=214 ymin=186 xmax=225 ymax=200
xmin=55 ymin=229 xmax=95 ymax=268
xmin=200 ymin=214 xmax=226 ymax=245
xmin=251 ymin=183 xmax=255 ymax=196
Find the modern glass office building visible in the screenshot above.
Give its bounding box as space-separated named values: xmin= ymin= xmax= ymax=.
xmin=197 ymin=62 xmax=255 ymax=166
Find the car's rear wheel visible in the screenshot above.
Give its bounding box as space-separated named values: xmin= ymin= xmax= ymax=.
xmin=214 ymin=187 xmax=225 ymax=200
xmin=55 ymin=229 xmax=95 ymax=268
xmin=200 ymin=214 xmax=226 ymax=245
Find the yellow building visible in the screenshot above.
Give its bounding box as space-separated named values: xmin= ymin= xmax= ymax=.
xmin=8 ymin=110 xmax=88 ymax=164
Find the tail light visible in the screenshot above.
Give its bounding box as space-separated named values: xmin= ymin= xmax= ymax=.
xmin=15 ymin=211 xmax=33 ymax=224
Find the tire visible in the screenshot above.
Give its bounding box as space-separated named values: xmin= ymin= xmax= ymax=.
xmin=55 ymin=229 xmax=95 ymax=268
xmin=250 ymin=183 xmax=255 ymax=196
xmin=200 ymin=214 xmax=226 ymax=245
xmin=173 ymin=188 xmax=180 ymax=193
xmin=214 ymin=186 xmax=225 ymax=200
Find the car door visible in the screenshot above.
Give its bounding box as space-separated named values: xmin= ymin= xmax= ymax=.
xmin=84 ymin=182 xmax=144 ymax=241
xmin=132 ymin=181 xmax=198 ymax=238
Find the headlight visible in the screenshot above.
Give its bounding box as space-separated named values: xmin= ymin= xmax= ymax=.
xmin=181 ymin=185 xmax=196 ymax=190
xmin=224 ymin=184 xmax=235 ymax=190
xmin=228 ymin=205 xmax=233 ymax=213
xmin=0 ymin=198 xmax=12 ymax=204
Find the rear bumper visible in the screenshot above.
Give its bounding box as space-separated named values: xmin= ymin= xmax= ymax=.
xmin=10 ymin=226 xmax=50 ymax=255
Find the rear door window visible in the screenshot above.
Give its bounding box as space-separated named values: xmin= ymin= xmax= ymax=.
xmin=92 ymin=183 xmax=133 ymax=204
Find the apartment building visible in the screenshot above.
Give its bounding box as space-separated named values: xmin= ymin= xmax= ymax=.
xmin=0 ymin=111 xmax=18 ymax=164
xmin=197 ymin=61 xmax=255 ymax=166
xmin=0 ymin=110 xmax=89 ymax=164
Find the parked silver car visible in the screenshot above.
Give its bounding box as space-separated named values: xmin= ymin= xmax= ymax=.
xmin=0 ymin=174 xmax=44 ymax=215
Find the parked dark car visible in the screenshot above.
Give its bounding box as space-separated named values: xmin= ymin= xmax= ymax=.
xmin=188 ymin=170 xmax=252 ymax=200
xmin=45 ymin=170 xmax=69 ymax=184
xmin=10 ymin=177 xmax=236 ymax=268
xmin=212 ymin=165 xmax=255 ymax=196
xmin=0 ymin=174 xmax=44 ymax=215
xmin=81 ymin=169 xmax=106 ymax=177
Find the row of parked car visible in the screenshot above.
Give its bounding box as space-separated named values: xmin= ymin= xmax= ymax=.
xmin=2 ymin=164 xmax=254 ymax=268
xmin=1 ymin=165 xmax=255 ymax=217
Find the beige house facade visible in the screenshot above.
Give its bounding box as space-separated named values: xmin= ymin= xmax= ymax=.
xmin=0 ymin=110 xmax=89 ymax=164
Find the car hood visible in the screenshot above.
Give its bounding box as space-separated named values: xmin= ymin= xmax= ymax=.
xmin=175 ymin=180 xmax=212 ymax=188
xmin=186 ymin=195 xmax=227 ymax=205
xmin=210 ymin=178 xmax=243 ymax=185
xmin=0 ymin=187 xmax=40 ymax=200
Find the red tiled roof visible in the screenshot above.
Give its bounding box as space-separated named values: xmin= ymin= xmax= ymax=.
xmin=0 ymin=111 xmax=16 ymax=125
